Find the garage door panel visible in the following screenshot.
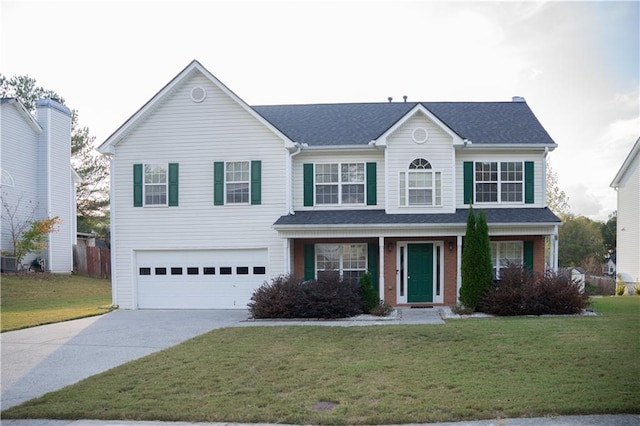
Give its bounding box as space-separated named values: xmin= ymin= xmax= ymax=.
xmin=136 ymin=249 xmax=268 ymax=309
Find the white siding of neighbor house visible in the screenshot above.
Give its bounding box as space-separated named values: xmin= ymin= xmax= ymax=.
xmin=110 ymin=72 xmax=289 ymax=309
xmin=37 ymin=102 xmax=74 ymax=273
xmin=386 ymin=113 xmax=456 ymax=214
xmin=0 ymin=102 xmax=41 ymax=265
xmin=292 ymin=150 xmax=384 ymax=211
xmin=616 ymin=149 xmax=640 ymax=284
xmin=455 ymin=150 xmax=546 ymax=208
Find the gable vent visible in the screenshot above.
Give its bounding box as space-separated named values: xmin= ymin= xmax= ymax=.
xmin=191 ymin=87 xmax=207 ymax=103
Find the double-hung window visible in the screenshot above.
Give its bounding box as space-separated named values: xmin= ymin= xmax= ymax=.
xmin=491 ymin=241 xmax=523 ymax=279
xmin=225 ymin=161 xmax=250 ymax=204
xmin=475 ymin=161 xmax=523 ymax=203
xmin=316 ymin=243 xmax=367 ymax=283
xmin=315 ymin=163 xmax=365 ymax=205
xmin=144 ymin=164 xmax=168 ymax=206
xmin=133 ymin=163 xmax=179 ymax=207
xmin=399 ymin=158 xmax=442 ymax=206
xmin=213 ymin=160 xmax=261 ymax=206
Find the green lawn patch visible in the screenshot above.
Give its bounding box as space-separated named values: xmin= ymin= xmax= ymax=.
xmin=1 ymin=273 xmax=113 ymax=332
xmin=2 ymin=297 xmax=638 ymax=424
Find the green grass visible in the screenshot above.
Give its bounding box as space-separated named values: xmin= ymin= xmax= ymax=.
xmin=0 ymin=273 xmax=113 ymax=332
xmin=2 ymin=297 xmax=638 ymax=424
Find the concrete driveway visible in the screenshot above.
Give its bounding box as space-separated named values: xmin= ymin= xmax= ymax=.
xmin=1 ymin=308 xmax=445 ymax=410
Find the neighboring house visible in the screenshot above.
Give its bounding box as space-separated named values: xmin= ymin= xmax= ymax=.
xmin=0 ymin=98 xmax=80 ymax=273
xmin=610 ymin=137 xmax=640 ymax=288
xmin=603 ymin=252 xmax=616 ymax=277
xmin=98 ymin=60 xmax=561 ymax=310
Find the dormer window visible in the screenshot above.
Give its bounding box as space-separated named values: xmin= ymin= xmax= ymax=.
xmin=399 ymin=158 xmax=442 ymax=206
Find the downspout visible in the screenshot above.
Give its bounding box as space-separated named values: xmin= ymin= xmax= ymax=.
xmin=287 ymin=142 xmax=303 ymax=215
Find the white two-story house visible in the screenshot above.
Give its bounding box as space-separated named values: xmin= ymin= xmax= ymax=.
xmin=1 ymin=98 xmax=79 ymax=273
xmin=98 ymin=60 xmax=561 ymax=310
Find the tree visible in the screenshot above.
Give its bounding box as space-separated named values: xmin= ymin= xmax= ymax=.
xmin=1 ymin=193 xmax=61 ymax=264
xmin=558 ymin=214 xmax=605 ymax=271
xmin=601 ymin=211 xmax=617 ymax=257
xmin=1 ymin=74 xmax=109 ymax=238
xmin=460 ymin=207 xmax=493 ymax=309
xmin=546 ymin=161 xmax=570 ymax=218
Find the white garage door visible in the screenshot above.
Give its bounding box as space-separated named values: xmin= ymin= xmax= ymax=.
xmin=136 ymin=249 xmax=268 ymax=309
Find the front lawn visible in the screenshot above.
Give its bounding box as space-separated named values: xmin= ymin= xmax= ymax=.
xmin=0 ymin=273 xmax=113 ymax=332
xmin=2 ymin=296 xmax=638 ymax=424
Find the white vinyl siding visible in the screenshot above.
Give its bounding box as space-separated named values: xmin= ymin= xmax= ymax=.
xmin=386 ymin=113 xmax=455 ymax=213
xmin=110 ymin=73 xmax=287 ymax=309
xmin=616 ymin=149 xmax=640 ymax=283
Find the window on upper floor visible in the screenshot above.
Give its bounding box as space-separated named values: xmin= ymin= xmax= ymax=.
xmin=315 ymin=163 xmax=365 ymax=205
xmin=464 ymin=161 xmax=534 ymax=205
xmin=399 ymin=158 xmax=442 ymax=206
xmin=133 ymin=163 xmax=179 ymax=207
xmin=303 ymin=162 xmax=377 ymax=207
xmin=213 ymin=160 xmax=261 ymax=206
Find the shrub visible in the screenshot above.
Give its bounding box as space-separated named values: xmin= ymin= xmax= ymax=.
xmin=248 ymin=272 xmax=363 ymax=319
xmin=479 ymin=263 xmax=589 ymax=316
xmin=369 ymin=301 xmax=393 ymax=317
xmin=635 ymin=284 xmax=640 ymax=296
xmin=460 ymin=208 xmax=493 ymax=309
xmin=247 ymin=274 xmax=302 ymax=319
xmin=359 ymin=272 xmax=379 ymax=313
xmin=615 ymin=283 xmax=627 ymax=296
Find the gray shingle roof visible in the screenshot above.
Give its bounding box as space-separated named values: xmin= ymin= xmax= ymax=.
xmin=253 ymin=102 xmax=556 ymax=146
xmin=273 ymin=208 xmax=561 ymax=227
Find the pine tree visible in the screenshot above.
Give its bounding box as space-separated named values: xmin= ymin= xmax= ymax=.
xmin=475 ymin=210 xmax=494 ymax=303
xmin=460 ymin=208 xmax=493 ymax=309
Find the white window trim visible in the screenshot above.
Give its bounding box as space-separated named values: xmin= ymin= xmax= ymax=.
xmin=315 ymin=243 xmax=368 ymax=280
xmin=143 ymin=163 xmax=168 ymax=207
xmin=314 ymin=162 xmax=366 ymax=206
xmin=474 ymin=161 xmax=525 ymax=205
xmin=225 ymin=160 xmax=251 ymax=205
xmin=491 ymin=241 xmax=524 ymax=279
xmin=398 ymin=170 xmax=442 ymax=207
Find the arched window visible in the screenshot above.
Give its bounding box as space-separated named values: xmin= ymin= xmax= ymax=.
xmin=400 ymin=158 xmax=442 ymax=206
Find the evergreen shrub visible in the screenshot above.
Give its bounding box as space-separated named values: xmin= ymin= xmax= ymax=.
xmin=359 ymin=272 xmax=379 ymax=313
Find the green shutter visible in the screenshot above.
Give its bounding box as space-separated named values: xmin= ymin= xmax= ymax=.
xmin=524 ymin=161 xmax=534 ymax=204
xmin=251 ymin=160 xmax=262 ymax=205
xmin=523 ymin=240 xmax=534 ymax=271
xmin=366 ymin=162 xmax=377 ymax=206
xmin=367 ymin=243 xmax=379 ymax=297
xmin=303 ymin=163 xmax=314 ymax=207
xmin=168 ymin=163 xmax=179 ymax=206
xmin=214 ymin=162 xmax=224 ymax=205
xmin=304 ymin=244 xmax=315 ymax=281
xmin=463 ymin=161 xmax=473 ymax=204
xmin=133 ymin=164 xmax=143 ymax=207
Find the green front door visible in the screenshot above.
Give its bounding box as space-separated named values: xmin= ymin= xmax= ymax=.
xmin=407 ymin=243 xmax=433 ymax=303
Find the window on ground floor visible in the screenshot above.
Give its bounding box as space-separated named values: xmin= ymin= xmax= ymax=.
xmin=491 ymin=241 xmax=523 ymax=279
xmin=315 ymin=243 xmax=367 ymax=283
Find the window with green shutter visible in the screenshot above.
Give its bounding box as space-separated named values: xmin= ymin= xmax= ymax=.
xmin=303 ymin=163 xmax=314 ymax=207
xmin=134 ymin=163 xmax=178 ymax=207
xmin=213 ymin=160 xmax=262 ymax=206
xmin=366 ymin=162 xmax=377 ymax=206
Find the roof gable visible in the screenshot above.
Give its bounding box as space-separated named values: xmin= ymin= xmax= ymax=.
xmin=98 ymin=60 xmax=294 ymax=154
xmin=255 ymin=101 xmax=557 ymax=147
xmin=610 ymin=137 xmax=640 ymax=188
xmin=1 ymin=98 xmax=42 ymax=134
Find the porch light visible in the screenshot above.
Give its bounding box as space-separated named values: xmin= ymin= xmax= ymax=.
xmin=387 ymin=242 xmax=394 ymax=252
xmin=448 ymin=241 xmax=455 ymax=251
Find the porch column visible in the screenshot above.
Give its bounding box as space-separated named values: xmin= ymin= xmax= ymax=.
xmin=283 ymin=238 xmax=291 ymax=275
xmin=552 ymin=225 xmax=559 ymax=272
xmin=378 ymin=236 xmax=385 ymax=301
xmin=456 ymin=235 xmax=463 ymax=301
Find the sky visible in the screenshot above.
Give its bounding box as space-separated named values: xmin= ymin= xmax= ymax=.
xmin=1 ymin=0 xmax=638 ymax=222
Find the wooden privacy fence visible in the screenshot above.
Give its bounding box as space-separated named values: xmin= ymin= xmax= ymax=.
xmin=588 ymin=275 xmax=615 ymax=295
xmin=73 ymin=245 xmax=111 ymax=279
